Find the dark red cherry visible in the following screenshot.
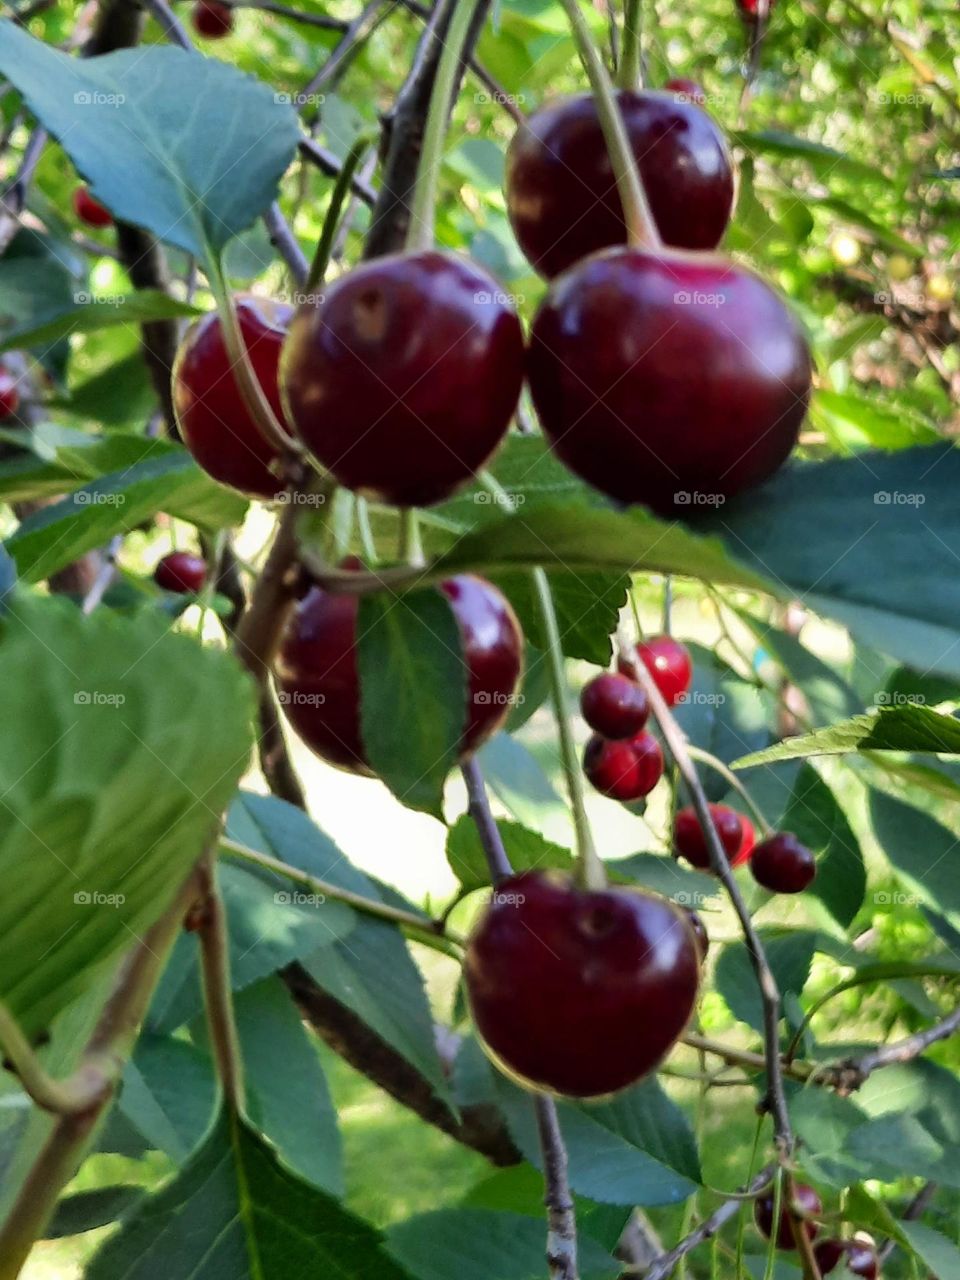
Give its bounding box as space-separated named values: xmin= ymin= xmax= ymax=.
xmin=154 ymin=551 xmax=207 ymax=595
xmin=73 ymin=186 xmax=112 ymax=228
xmin=755 ymin=1183 xmax=822 ymax=1250
xmin=528 ymin=250 xmax=812 ymax=513
xmin=505 ymin=91 xmax=734 ymax=279
xmin=173 ymin=295 xmax=291 ymax=498
xmin=737 ymin=0 xmax=774 ymax=16
xmin=673 ymin=804 xmax=743 ymax=870
xmin=192 ymin=0 xmax=233 ymax=36
xmin=619 ymin=635 xmax=693 ymax=707
xmin=0 ymin=369 xmax=19 ymax=419
xmin=465 ymin=870 xmax=701 ymax=1096
xmin=732 ymin=814 xmax=756 ymax=867
xmin=580 ymin=672 xmax=649 ymax=739
xmin=664 ymin=78 xmax=706 ymax=104
xmin=814 ymin=1239 xmax=878 ymax=1278
xmin=276 ymin=574 xmax=523 ymax=773
xmin=684 ymin=907 xmax=709 ymax=959
xmin=583 ymin=731 xmax=663 ymax=801
xmin=281 ymin=251 xmax=525 ymax=507
xmin=751 ymin=832 xmax=817 ymax=894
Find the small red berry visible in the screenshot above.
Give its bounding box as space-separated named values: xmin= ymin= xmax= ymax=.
xmin=751 ymin=832 xmax=817 ymax=894
xmin=154 ymin=551 xmax=207 ymax=595
xmin=580 ymin=672 xmax=649 ymax=739
xmin=755 ymin=1183 xmax=822 ymax=1250
xmin=732 ymin=814 xmax=756 ymax=867
xmin=73 ymin=186 xmax=112 ymax=228
xmin=192 ymin=0 xmax=233 ymax=37
xmin=0 ymin=369 xmax=20 ymax=419
xmin=673 ymin=804 xmax=744 ymax=870
xmin=583 ymin=731 xmax=663 ymax=802
xmin=664 ymin=78 xmax=706 ymax=104
xmin=465 ymin=870 xmax=701 ymax=1096
xmin=814 ymin=1239 xmax=878 ymax=1279
xmin=619 ymin=635 xmax=693 ymax=708
xmin=173 ymin=295 xmax=291 ymax=498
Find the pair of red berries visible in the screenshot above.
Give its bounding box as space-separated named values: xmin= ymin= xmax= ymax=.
xmin=0 ymin=366 xmax=20 ymax=419
xmin=674 ymin=804 xmax=816 ymax=894
xmin=276 ymin=570 xmax=523 ymax=774
xmin=154 ymin=551 xmax=207 ymax=595
xmin=580 ymin=636 xmax=692 ymax=802
xmin=755 ymin=1187 xmax=878 ymax=1276
xmin=73 ymin=186 xmax=112 ymax=229
xmin=192 ymin=0 xmax=233 ymax=36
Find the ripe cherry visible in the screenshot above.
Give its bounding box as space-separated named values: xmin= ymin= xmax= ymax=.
xmin=528 ymin=249 xmax=811 ymax=513
xmin=814 ymin=1239 xmax=879 ymax=1278
xmin=465 ymin=870 xmax=701 ymax=1096
xmin=192 ymin=0 xmax=233 ymax=36
xmin=153 ymin=551 xmax=207 ymax=595
xmin=173 ymin=295 xmax=291 ymax=498
xmin=619 ymin=635 xmax=693 ymax=707
xmin=750 ymin=832 xmax=817 ymax=894
xmin=276 ymin=573 xmax=523 ymax=773
xmin=732 ymin=814 xmax=756 ymax=867
xmin=673 ymin=804 xmax=744 ymax=870
xmin=281 ymin=251 xmax=525 ymax=507
xmin=755 ymin=1183 xmax=822 ymax=1249
xmin=0 ymin=368 xmax=20 ymax=419
xmin=73 ymin=186 xmax=112 ymax=228
xmin=664 ymin=78 xmax=706 ymax=104
xmin=506 ymin=92 xmax=734 ymax=279
xmin=583 ymin=730 xmax=663 ymax=801
xmin=684 ymin=907 xmax=709 ymax=960
xmin=737 ymin=0 xmax=774 ymax=16
xmin=580 ymin=672 xmax=649 ymax=739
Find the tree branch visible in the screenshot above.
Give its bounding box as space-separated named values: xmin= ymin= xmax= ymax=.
xmin=533 ymin=1095 xmax=578 ymax=1280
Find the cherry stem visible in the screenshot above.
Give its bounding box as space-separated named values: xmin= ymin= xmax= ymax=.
xmin=555 ymin=0 xmax=661 ymax=250
xmin=0 ymin=1002 xmax=111 ymax=1115
xmin=220 ymin=837 xmax=459 ymax=941
xmin=618 ymin=0 xmax=643 ymax=91
xmin=684 ymin=745 xmax=774 ymax=835
xmin=196 ymin=848 xmax=246 ymax=1111
xmin=461 ymin=756 xmax=512 ymax=883
xmin=305 ymin=131 xmax=377 ymax=292
xmin=406 ymin=0 xmax=483 ymax=252
xmin=532 ymin=566 xmax=603 ymax=891
xmin=533 ymin=1095 xmax=579 ymax=1280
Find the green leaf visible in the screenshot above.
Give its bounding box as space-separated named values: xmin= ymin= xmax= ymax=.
xmin=673 ymin=644 xmax=772 ymax=794
xmin=0 ymin=596 xmax=253 ymax=1038
xmin=899 ymin=1221 xmax=960 ymax=1275
xmin=734 ymin=610 xmax=860 ymax=725
xmin=780 ymin=765 xmax=865 ymax=926
xmin=386 ymin=1208 xmax=619 ymax=1280
xmin=495 ymin=569 xmax=629 ymax=666
xmin=733 ymin=130 xmax=880 ymax=180
xmin=496 ymin=1079 xmax=699 ymax=1207
xmin=869 ymin=789 xmax=960 ymax=924
xmin=434 ymin=502 xmax=771 ymax=592
xmin=716 ymin=931 xmax=818 ymax=1034
xmin=606 ymin=852 xmax=720 ymax=909
xmin=5 ymin=448 xmax=247 ymax=580
xmin=228 ymin=792 xmax=450 ymax=1098
xmin=0 ymin=289 xmax=201 ymax=353
xmin=46 ymin=1187 xmax=144 ymax=1240
xmin=120 ymin=1035 xmax=217 ymax=1163
xmin=234 ymin=976 xmax=342 ymax=1196
xmin=357 ymin=588 xmax=467 ymax=817
xmin=445 ymin=814 xmax=572 ymax=892
xmin=790 ymin=1090 xmax=873 ymax=1187
xmin=709 ymin=447 xmax=960 ymax=681
xmin=86 ymin=1109 xmax=410 ymax=1279
xmin=477 ymin=735 xmax=568 ymax=838
xmin=0 ymin=27 xmax=299 ymax=258
xmin=0 ymin=252 xmax=83 ymax=354
xmin=0 ymin=545 xmax=14 ymax=613
xmin=735 ymin=703 xmax=960 ymax=768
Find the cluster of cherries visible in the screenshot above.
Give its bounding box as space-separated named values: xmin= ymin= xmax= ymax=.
xmin=755 ymin=1183 xmax=880 ymax=1277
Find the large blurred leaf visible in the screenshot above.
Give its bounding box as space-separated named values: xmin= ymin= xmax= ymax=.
xmin=869 ymin=789 xmax=960 ymax=927
xmin=780 ymin=765 xmax=865 ymax=926
xmin=86 ymin=1110 xmax=409 ymax=1279
xmin=0 ymin=27 xmax=299 ymax=258
xmin=0 ymin=596 xmax=253 ymax=1038
xmin=5 ymin=448 xmax=247 ymax=580
xmin=0 ymin=289 xmax=201 ymax=353
xmin=358 ymin=588 xmax=466 ymax=817
xmin=716 ymin=931 xmax=818 ymax=1034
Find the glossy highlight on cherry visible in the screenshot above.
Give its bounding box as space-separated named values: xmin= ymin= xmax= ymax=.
xmin=619 ymin=635 xmax=693 ymax=707
xmin=580 ymin=671 xmax=649 ymax=739
xmin=153 ymin=551 xmax=207 ymax=595
xmin=465 ymin=870 xmax=701 ymax=1097
xmin=583 ymin=730 xmax=663 ymax=801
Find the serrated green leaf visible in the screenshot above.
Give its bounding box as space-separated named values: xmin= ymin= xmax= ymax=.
xmin=0 ymin=27 xmax=299 ymax=258
xmin=495 ymin=569 xmax=628 ymax=666
xmin=357 ymin=588 xmax=467 ymax=817
xmin=86 ymin=1108 xmax=410 ymax=1279
xmin=0 ymin=288 xmax=201 ymax=353
xmin=899 ymin=1221 xmax=960 ymax=1274
xmin=735 ymin=703 xmax=960 ymax=768
xmin=0 ymin=596 xmax=253 ymax=1038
